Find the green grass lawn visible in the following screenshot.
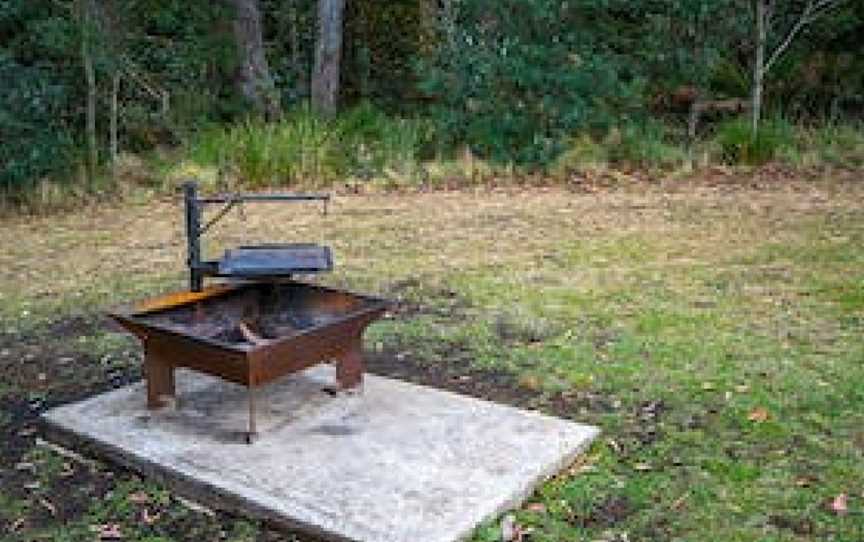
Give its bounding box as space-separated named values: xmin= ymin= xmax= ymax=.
xmin=0 ymin=172 xmax=862 ymax=541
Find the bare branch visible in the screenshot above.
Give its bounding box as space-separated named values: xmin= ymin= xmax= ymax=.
xmin=764 ymin=0 xmax=845 ymax=74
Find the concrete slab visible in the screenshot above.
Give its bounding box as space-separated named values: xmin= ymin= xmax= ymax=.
xmin=43 ymin=366 xmax=599 ymax=542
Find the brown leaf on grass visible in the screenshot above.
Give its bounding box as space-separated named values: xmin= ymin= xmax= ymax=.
xmin=794 ymin=476 xmax=817 ymax=488
xmin=525 ymin=502 xmax=546 ymax=514
xmin=141 ymin=508 xmax=161 ymax=525
xmin=830 ymin=493 xmax=848 ymax=516
xmin=748 ymin=407 xmax=770 ymax=422
xmin=10 ymin=518 xmax=25 ymax=532
xmin=39 ymin=497 xmax=56 ymax=516
xmin=91 ymin=523 xmax=123 ymax=540
xmin=127 ymin=491 xmax=150 ymax=504
xmin=517 ymin=374 xmax=541 ymax=391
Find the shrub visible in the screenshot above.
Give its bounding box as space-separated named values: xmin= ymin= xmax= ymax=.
xmin=0 ymin=53 xmax=75 ymax=195
xmin=715 ymin=117 xmax=795 ymax=165
xmin=417 ymin=0 xmax=632 ymax=166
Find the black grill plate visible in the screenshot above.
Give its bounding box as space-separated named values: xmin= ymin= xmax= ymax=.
xmin=218 ymin=244 xmax=333 ymax=277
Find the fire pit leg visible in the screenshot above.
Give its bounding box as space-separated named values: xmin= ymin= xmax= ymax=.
xmin=144 ymin=347 xmax=175 ymax=410
xmin=246 ymin=386 xmax=258 ymax=444
xmin=336 ymin=336 xmax=364 ymax=390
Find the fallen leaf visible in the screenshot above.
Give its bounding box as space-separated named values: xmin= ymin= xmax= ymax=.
xmin=141 ymin=508 xmax=161 ymax=525
xmin=794 ymin=476 xmax=816 ymax=488
xmin=517 ymin=374 xmax=541 ymax=391
xmin=92 ymin=523 xmax=124 ymax=540
xmin=748 ymin=407 xmax=769 ymax=422
xmin=633 ymin=463 xmax=653 ymax=472
xmin=39 ymin=497 xmax=56 ymax=516
xmin=175 ymin=496 xmax=214 ymax=516
xmin=10 ymin=518 xmax=25 ymax=532
xmin=830 ymin=493 xmax=848 ymax=516
xmin=127 ymin=491 xmax=150 ymax=504
xmin=701 ymin=382 xmax=716 ymax=391
xmin=525 ymin=502 xmax=546 ymax=514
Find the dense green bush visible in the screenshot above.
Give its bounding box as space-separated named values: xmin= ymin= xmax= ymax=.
xmin=1 ymin=0 xmax=863 ymax=205
xmin=0 ymin=53 xmax=75 ymax=193
xmin=418 ymin=0 xmax=634 ymax=166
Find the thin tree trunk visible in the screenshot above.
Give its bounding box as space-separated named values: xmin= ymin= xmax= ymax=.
xmin=228 ymin=0 xmax=281 ymax=120
xmin=287 ymin=0 xmax=305 ymax=96
xmin=751 ymin=0 xmax=767 ymax=139
xmin=110 ymin=73 xmax=120 ymax=168
xmin=80 ymin=0 xmax=98 ymax=184
xmin=418 ymin=0 xmax=438 ymax=53
xmin=311 ymin=0 xmax=345 ymax=116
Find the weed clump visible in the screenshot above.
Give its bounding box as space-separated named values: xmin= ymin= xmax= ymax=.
xmin=715 ymin=117 xmax=795 ymax=165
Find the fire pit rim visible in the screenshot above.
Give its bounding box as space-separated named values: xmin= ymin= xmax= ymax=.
xmin=109 ymin=280 xmax=391 ymax=354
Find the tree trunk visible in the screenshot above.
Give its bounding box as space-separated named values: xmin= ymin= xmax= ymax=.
xmin=311 ymin=0 xmax=346 ymax=116
xmin=228 ymin=0 xmax=281 ymax=120
xmin=80 ymin=0 xmax=98 ymax=185
xmin=110 ymin=73 xmax=120 ymax=168
xmin=751 ymin=0 xmax=767 ymax=139
xmin=418 ymin=0 xmax=438 ymax=53
xmin=286 ymin=0 xmax=306 ymax=96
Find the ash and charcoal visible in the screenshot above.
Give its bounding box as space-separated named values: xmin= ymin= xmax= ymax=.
xmin=143 ymin=283 xmax=355 ymax=346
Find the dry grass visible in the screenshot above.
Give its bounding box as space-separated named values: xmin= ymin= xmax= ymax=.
xmin=1 ymin=172 xmax=860 ymax=323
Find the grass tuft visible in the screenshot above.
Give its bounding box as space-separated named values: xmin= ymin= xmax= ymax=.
xmin=714 ymin=116 xmax=796 ymax=165
xmin=176 ymin=103 xmax=428 ymax=190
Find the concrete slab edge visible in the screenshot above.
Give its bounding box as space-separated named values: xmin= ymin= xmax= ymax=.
xmin=41 ymin=393 xmax=600 ymax=542
xmin=40 ymin=415 xmax=346 ymax=542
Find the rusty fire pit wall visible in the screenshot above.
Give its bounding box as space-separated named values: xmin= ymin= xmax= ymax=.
xmin=110 ymin=281 xmax=388 ymax=441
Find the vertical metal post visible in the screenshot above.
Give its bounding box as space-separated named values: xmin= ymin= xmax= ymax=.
xmin=247 ymin=386 xmax=258 ymax=444
xmin=184 ymin=181 xmax=203 ymax=292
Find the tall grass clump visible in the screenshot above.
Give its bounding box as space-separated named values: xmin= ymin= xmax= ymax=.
xmin=182 ymin=103 xmax=428 ymax=189
xmin=605 ymin=121 xmax=687 ymax=169
xmin=715 ymin=116 xmax=795 ymax=165
xmin=551 ymin=122 xmax=686 ymax=176
xmin=791 ymin=122 xmax=864 ymax=168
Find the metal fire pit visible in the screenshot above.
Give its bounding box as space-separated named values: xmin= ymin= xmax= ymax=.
xmin=112 ymin=280 xmax=387 ymax=443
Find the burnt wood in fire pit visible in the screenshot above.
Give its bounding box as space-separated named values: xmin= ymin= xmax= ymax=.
xmin=110 ymin=281 xmax=388 ymax=443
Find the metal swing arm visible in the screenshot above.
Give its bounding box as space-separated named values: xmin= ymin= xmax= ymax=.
xmin=183 ymin=181 xmax=330 ymax=292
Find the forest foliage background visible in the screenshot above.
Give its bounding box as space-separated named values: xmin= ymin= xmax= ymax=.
xmin=1 ymin=0 xmax=863 ymax=206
